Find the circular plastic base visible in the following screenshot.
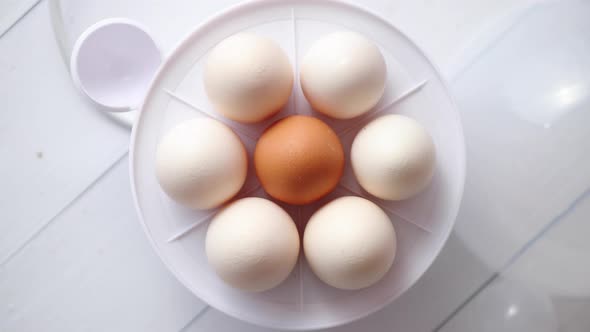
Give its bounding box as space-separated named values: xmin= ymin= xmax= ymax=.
xmin=130 ymin=0 xmax=465 ymax=329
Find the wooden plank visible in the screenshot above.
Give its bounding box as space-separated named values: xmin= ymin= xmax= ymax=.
xmin=0 ymin=1 xmax=130 ymax=262
xmin=0 ymin=0 xmax=40 ymax=38
xmin=440 ymin=191 xmax=590 ymax=331
xmin=0 ymin=158 xmax=206 ymax=332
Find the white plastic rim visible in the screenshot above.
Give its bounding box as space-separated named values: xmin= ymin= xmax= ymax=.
xmin=130 ymin=0 xmax=465 ymax=329
xmin=70 ymin=18 xmax=162 ymax=126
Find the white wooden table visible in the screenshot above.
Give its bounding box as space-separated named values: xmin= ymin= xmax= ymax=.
xmin=2 ymin=1 xmax=589 ymax=331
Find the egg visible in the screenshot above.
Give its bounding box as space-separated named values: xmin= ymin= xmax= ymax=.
xmin=304 ymin=196 xmax=396 ymax=290
xmin=156 ymin=118 xmax=247 ymax=209
xmin=300 ymin=31 xmax=387 ymax=119
xmin=206 ymin=197 xmax=300 ymax=292
xmin=351 ymin=114 xmax=436 ymax=201
xmin=254 ymin=115 xmax=344 ymax=205
xmin=204 ymin=33 xmax=294 ymax=123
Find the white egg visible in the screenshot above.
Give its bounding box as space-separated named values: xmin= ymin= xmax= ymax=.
xmin=303 ymin=196 xmax=396 ymax=290
xmin=300 ymin=31 xmax=387 ymax=119
xmin=351 ymin=114 xmax=436 ymax=201
xmin=204 ymin=33 xmax=294 ymax=123
xmin=206 ymin=197 xmax=300 ymax=292
xmin=156 ymin=118 xmax=247 ymax=209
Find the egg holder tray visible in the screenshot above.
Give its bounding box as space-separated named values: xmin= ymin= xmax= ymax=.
xmin=130 ymin=0 xmax=465 ymax=330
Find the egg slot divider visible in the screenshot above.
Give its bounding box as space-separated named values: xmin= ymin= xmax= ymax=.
xmin=130 ymin=1 xmax=465 ymax=330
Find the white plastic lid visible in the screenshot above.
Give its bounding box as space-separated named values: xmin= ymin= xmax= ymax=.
xmin=70 ymin=18 xmax=162 ymax=125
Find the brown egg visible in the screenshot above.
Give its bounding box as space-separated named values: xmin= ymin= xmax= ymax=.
xmin=254 ymin=115 xmax=345 ymax=205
